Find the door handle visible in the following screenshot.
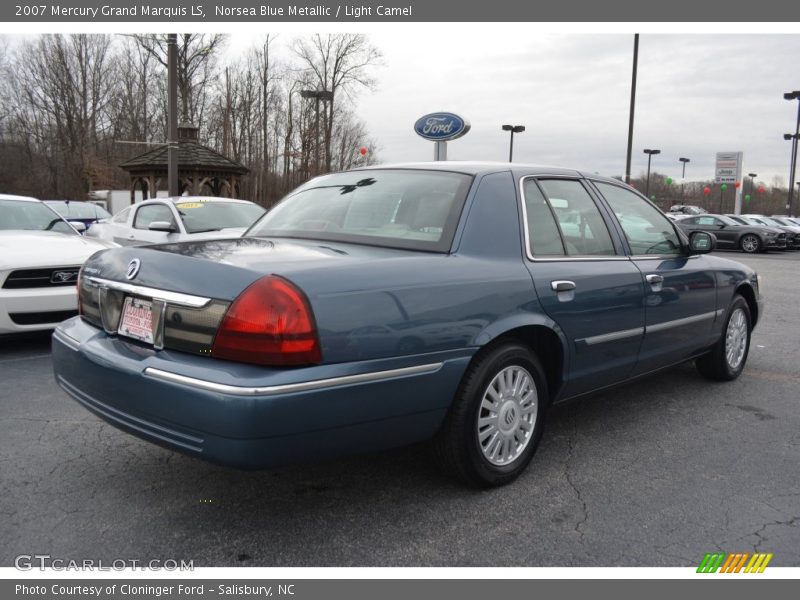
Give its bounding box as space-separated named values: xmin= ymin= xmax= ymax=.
xmin=646 ymin=274 xmax=663 ymax=292
xmin=551 ymin=280 xmax=576 ymax=292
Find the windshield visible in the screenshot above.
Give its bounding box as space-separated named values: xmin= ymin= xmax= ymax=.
xmin=247 ymin=169 xmax=473 ymax=252
xmin=741 ymin=217 xmax=768 ymax=226
xmin=716 ymin=215 xmax=740 ymax=226
xmin=0 ymin=199 xmax=77 ymax=234
xmin=46 ymin=201 xmax=111 ymax=219
xmin=175 ymin=201 xmax=266 ymax=234
xmin=754 ymin=217 xmax=781 ymax=227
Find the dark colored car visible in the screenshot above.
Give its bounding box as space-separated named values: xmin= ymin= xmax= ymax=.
xmin=45 ymin=200 xmax=111 ymax=232
xmin=677 ymin=213 xmax=785 ymax=253
xmin=52 ymin=163 xmax=763 ymax=487
xmin=727 ymin=215 xmax=800 ymax=250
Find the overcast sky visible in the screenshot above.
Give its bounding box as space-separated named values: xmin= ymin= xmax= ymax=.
xmin=229 ymin=32 xmax=800 ymax=185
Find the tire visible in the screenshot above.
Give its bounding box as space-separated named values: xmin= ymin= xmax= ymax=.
xmin=696 ymin=295 xmax=751 ymax=381
xmin=434 ymin=342 xmax=549 ymax=487
xmin=739 ymin=234 xmax=761 ymax=254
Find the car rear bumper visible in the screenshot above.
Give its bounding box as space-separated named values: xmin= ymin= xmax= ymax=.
xmin=52 ymin=317 xmax=472 ymax=468
xmin=0 ymin=285 xmax=78 ymax=334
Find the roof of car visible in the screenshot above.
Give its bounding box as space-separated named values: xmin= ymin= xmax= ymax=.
xmin=352 ymin=161 xmax=622 ymax=183
xmin=0 ymin=194 xmax=40 ymax=202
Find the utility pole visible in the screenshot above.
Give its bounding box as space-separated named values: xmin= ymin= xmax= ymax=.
xmin=167 ymin=33 xmax=179 ymax=197
xmin=624 ymin=34 xmax=639 ymax=184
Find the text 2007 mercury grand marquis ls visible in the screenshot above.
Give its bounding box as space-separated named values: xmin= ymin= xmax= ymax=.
xmin=52 ymin=163 xmax=763 ymax=486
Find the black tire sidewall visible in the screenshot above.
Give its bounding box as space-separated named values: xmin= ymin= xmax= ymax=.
xmin=458 ymin=344 xmax=548 ymax=484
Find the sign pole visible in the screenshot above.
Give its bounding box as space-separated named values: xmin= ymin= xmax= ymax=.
xmin=434 ymin=141 xmax=447 ymax=161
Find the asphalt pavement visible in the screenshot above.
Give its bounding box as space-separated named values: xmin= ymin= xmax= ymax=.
xmin=1 ymin=251 xmax=798 ymax=567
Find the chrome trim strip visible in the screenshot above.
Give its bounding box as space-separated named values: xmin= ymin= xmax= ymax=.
xmin=646 ymin=311 xmax=717 ymax=334
xmin=580 ymin=327 xmax=644 ymax=346
xmin=86 ymin=277 xmax=211 ymax=308
xmin=53 ymin=329 xmax=81 ymax=351
xmin=143 ymin=362 xmax=445 ymax=397
xmin=715 ymin=308 xmax=725 ymax=318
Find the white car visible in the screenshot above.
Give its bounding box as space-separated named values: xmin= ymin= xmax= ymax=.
xmin=0 ymin=194 xmax=116 ymax=334
xmin=86 ymin=196 xmax=266 ymax=246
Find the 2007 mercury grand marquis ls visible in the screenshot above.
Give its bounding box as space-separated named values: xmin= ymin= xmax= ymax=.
xmin=52 ymin=163 xmax=763 ymax=486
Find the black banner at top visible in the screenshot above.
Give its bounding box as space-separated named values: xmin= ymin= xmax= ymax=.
xmin=4 ymin=0 xmax=800 ymax=22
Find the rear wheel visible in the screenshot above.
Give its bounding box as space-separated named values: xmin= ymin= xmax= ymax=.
xmin=696 ymin=295 xmax=751 ymax=381
xmin=739 ymin=234 xmax=761 ymax=254
xmin=435 ymin=342 xmax=548 ymax=487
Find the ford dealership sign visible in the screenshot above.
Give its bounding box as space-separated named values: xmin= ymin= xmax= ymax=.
xmin=414 ymin=112 xmax=470 ymax=142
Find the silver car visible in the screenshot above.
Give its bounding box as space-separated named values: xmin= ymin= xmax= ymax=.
xmin=86 ymin=197 xmax=266 ymax=246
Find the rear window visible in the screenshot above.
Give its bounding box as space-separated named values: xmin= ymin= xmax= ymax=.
xmin=247 ymin=169 xmax=473 ymax=252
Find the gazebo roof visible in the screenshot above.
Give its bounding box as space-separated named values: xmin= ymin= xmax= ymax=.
xmin=119 ymin=126 xmax=248 ymax=175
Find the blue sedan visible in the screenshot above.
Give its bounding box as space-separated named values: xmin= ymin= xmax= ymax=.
xmin=52 ymin=163 xmax=763 ymax=487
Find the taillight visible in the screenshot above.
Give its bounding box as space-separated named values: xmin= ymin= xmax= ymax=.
xmin=211 ymin=275 xmax=321 ymax=366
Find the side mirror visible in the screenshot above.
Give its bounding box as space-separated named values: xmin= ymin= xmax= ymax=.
xmin=689 ymin=231 xmax=715 ymax=254
xmin=148 ymin=221 xmax=176 ymax=233
xmin=71 ymin=221 xmax=87 ymax=233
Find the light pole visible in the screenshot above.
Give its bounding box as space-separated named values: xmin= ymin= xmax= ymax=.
xmin=643 ymin=148 xmax=660 ymax=198
xmin=624 ymin=33 xmax=639 ymax=184
xmin=747 ymin=172 xmax=757 ymax=204
xmin=679 ymin=157 xmax=690 ymax=202
xmin=502 ymin=125 xmax=525 ymax=162
xmin=300 ymin=89 xmax=334 ymax=176
xmin=784 ymin=91 xmax=800 ymax=215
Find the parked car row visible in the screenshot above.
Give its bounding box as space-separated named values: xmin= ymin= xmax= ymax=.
xmin=1 ymin=194 xmax=265 ymax=335
xmin=674 ymin=212 xmax=800 ymax=253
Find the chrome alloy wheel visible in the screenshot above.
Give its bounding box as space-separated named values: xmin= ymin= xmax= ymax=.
xmin=477 ymin=365 xmax=538 ymax=466
xmin=725 ymin=307 xmax=748 ymax=369
xmin=741 ymin=235 xmax=759 ymax=253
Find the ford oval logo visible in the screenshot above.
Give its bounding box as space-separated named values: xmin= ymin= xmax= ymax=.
xmin=413 ymin=112 xmax=470 ymax=142
xmin=126 ymin=258 xmax=141 ymax=280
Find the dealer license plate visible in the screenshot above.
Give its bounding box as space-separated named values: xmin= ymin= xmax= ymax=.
xmin=118 ymin=297 xmax=154 ymax=344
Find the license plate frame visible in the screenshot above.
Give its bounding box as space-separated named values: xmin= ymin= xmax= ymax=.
xmin=118 ymin=296 xmax=154 ymax=345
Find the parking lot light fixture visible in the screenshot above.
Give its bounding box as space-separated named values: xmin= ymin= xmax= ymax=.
xmin=502 ymin=124 xmax=525 ymax=162
xmin=784 ymin=91 xmax=800 ymax=216
xmin=679 ymin=157 xmax=690 ymax=179
xmin=643 ymin=148 xmax=661 ymax=197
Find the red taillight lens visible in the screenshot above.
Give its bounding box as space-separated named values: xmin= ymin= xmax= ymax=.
xmin=211 ymin=275 xmax=321 ymax=366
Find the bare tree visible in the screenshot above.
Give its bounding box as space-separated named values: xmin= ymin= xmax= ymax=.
xmin=133 ymin=34 xmax=225 ymax=128
xmin=6 ymin=34 xmax=116 ymax=196
xmin=292 ymin=34 xmax=382 ymax=172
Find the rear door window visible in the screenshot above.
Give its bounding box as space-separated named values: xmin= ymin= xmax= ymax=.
xmin=537 ymin=179 xmax=617 ymax=256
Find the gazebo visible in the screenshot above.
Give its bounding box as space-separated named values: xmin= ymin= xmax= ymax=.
xmin=119 ymin=124 xmax=249 ymax=203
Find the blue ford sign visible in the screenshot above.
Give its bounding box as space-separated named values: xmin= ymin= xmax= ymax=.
xmin=414 ymin=112 xmax=470 ymax=142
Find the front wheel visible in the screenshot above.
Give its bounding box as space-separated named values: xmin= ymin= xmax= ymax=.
xmin=740 ymin=234 xmax=761 ymax=254
xmin=696 ymin=295 xmax=751 ymax=381
xmin=434 ymin=342 xmax=548 ymax=487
